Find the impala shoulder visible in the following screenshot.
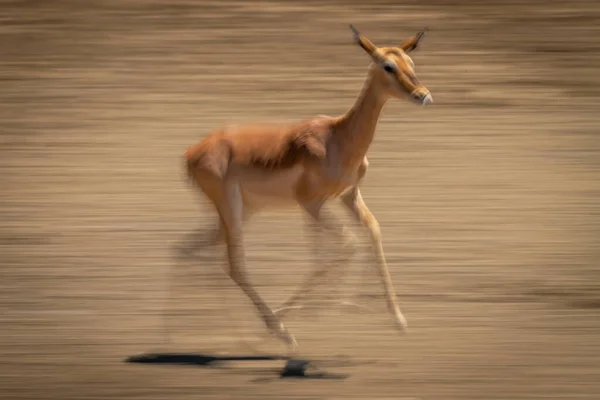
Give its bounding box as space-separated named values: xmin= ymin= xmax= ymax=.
xmin=291 ymin=117 xmax=334 ymax=159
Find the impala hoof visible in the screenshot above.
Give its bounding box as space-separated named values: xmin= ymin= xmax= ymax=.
xmin=269 ymin=320 xmax=299 ymax=351
xmin=339 ymin=300 xmax=372 ymax=312
xmin=395 ymin=312 xmax=408 ymax=333
xmin=273 ymin=305 xmax=304 ymax=318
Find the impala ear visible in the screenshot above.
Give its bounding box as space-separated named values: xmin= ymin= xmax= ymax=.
xmin=399 ymin=27 xmax=429 ymax=53
xmin=350 ymin=24 xmax=386 ymax=63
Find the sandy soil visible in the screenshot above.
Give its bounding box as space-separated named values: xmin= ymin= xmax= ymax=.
xmin=1 ymin=1 xmax=599 ymax=399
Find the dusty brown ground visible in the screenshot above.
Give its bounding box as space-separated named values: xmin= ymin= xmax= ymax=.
xmin=1 ymin=0 xmax=600 ymax=399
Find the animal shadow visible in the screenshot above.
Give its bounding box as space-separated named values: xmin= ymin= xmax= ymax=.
xmin=125 ymin=352 xmax=350 ymax=381
xmin=125 ymin=352 xmax=283 ymax=368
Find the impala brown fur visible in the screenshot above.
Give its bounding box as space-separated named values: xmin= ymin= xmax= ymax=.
xmin=185 ymin=119 xmax=329 ymax=178
xmin=184 ymin=25 xmax=432 ymax=352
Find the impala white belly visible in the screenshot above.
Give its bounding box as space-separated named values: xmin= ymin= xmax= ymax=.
xmin=238 ymin=165 xmax=304 ymax=209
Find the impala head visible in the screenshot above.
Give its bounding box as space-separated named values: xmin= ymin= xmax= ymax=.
xmin=350 ymin=24 xmax=432 ymax=106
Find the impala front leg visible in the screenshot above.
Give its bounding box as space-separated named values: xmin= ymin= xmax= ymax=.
xmin=342 ymin=186 xmax=407 ymax=332
xmin=274 ymin=202 xmax=360 ymax=318
xmin=273 ymin=208 xmax=329 ymax=317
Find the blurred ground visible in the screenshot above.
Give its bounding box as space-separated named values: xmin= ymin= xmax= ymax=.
xmin=1 ymin=0 xmax=599 ymax=399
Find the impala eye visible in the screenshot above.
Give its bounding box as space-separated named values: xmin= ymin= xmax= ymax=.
xmin=383 ymin=61 xmax=397 ymax=73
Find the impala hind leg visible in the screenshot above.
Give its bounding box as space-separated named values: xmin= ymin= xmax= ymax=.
xmin=173 ymin=219 xmax=224 ymax=258
xmin=342 ymin=186 xmax=407 ymax=332
xmin=214 ymin=179 xmax=298 ymax=351
xmin=177 ymin=208 xmax=257 ymax=257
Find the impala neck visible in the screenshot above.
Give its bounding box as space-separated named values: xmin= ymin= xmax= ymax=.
xmin=335 ymin=70 xmax=389 ymax=164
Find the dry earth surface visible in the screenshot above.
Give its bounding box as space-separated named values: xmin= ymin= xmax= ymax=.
xmin=1 ymin=0 xmax=599 ymax=399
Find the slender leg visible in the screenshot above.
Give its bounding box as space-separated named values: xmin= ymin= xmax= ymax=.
xmin=318 ymin=209 xmax=371 ymax=312
xmin=165 ymin=220 xmax=226 ymax=346
xmin=174 ymin=219 xmax=224 ymax=258
xmin=218 ymin=180 xmax=298 ymax=350
xmin=274 ymin=201 xmax=362 ymax=317
xmin=319 ymin=211 xmax=362 ymax=308
xmin=177 ymin=207 xmax=257 ymax=256
xmin=341 ymin=186 xmax=407 ymax=332
xmin=273 ymin=201 xmax=328 ymax=316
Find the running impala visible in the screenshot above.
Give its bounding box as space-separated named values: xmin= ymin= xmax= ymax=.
xmin=184 ymin=25 xmax=432 ymax=351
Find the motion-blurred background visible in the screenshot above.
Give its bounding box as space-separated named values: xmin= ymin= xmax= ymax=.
xmin=1 ymin=0 xmax=599 ymax=399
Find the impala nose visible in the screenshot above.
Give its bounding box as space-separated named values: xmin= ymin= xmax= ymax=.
xmin=421 ymin=93 xmax=433 ymax=105
xmin=413 ymin=90 xmax=433 ymax=106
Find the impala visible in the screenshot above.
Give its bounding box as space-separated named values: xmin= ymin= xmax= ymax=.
xmin=185 ymin=25 xmax=432 ymax=351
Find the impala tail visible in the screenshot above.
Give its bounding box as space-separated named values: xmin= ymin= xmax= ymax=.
xmin=184 ymin=147 xmax=197 ymax=187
